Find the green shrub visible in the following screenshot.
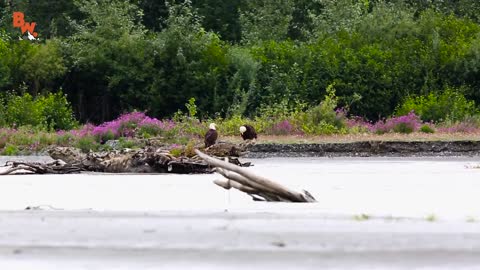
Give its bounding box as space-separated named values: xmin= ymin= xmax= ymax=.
xmin=2 ymin=91 xmax=77 ymax=131
xmin=185 ymin=97 xmax=198 ymax=119
xmin=301 ymin=83 xmax=346 ymax=134
xmin=217 ymin=115 xmax=250 ymax=136
xmin=0 ymin=136 xmax=6 ymax=149
xmin=393 ymin=122 xmax=414 ymax=134
xmin=56 ymin=133 xmax=75 ymax=146
xmin=420 ymin=124 xmax=435 ymax=133
xmin=170 ymin=147 xmax=183 ymax=157
xmin=8 ymin=126 xmax=36 ymax=146
xmin=138 ymin=125 xmax=163 ymax=138
xmin=95 ymin=130 xmax=115 ymax=143
xmin=2 ymin=144 xmax=19 ymax=155
xmin=309 ymin=84 xmax=343 ymax=126
xmin=38 ymin=133 xmax=55 ymax=146
xmin=4 ymin=92 xmax=44 ymax=127
xmin=38 ymin=91 xmax=78 ymax=130
xmin=118 ymin=137 xmax=141 ymax=149
xmin=184 ymin=140 xmax=196 ymax=157
xmin=302 ymin=122 xmax=340 ymax=135
xmin=75 ymin=136 xmax=98 ymax=153
xmin=173 ymin=118 xmax=206 ymax=139
xmin=396 ymin=87 xmax=477 ymax=122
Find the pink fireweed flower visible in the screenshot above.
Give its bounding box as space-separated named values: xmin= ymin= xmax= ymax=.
xmin=346 ymin=116 xmax=374 ymax=131
xmin=267 ymin=119 xmax=304 ymax=135
xmin=437 ymin=122 xmax=479 ymax=133
xmin=169 ymin=144 xmax=182 ymax=150
xmin=71 ymin=123 xmax=96 ymax=137
xmin=70 ymin=112 xmax=177 ymax=141
xmin=371 ymin=111 xmax=422 ymax=134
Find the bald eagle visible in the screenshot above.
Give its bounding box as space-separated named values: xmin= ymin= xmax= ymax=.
xmin=204 ymin=123 xmax=218 ymax=148
xmin=240 ymin=124 xmax=257 ymax=140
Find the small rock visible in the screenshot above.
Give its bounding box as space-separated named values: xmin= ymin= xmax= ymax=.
xmin=271 ymin=241 xmax=286 ymax=248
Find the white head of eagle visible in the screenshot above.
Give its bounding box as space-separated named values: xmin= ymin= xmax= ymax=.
xmin=239 ymin=125 xmax=247 ymax=134
xmin=239 ymin=124 xmax=257 ymax=140
xmin=209 ymin=123 xmax=217 ymax=130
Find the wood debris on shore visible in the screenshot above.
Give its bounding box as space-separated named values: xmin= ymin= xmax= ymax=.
xmin=0 ymin=142 xmax=252 ymax=175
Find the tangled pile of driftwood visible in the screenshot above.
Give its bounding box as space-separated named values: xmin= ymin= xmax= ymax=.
xmin=0 ymin=142 xmax=252 ymax=175
xmin=0 ymin=142 xmax=316 ymax=202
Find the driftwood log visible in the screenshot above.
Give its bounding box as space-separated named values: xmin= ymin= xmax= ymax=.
xmin=203 ymin=141 xmax=253 ymax=157
xmin=195 ymin=149 xmax=316 ymax=203
xmin=0 ymin=160 xmax=85 ymax=175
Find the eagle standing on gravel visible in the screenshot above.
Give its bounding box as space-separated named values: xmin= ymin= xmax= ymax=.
xmin=204 ymin=123 xmax=218 ymax=148
xmin=240 ymin=124 xmax=257 ymax=140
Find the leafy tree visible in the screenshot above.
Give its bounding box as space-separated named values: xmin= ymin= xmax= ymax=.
xmin=225 ymin=46 xmax=259 ymax=117
xmin=193 ymin=0 xmax=245 ymax=43
xmin=20 ymin=41 xmax=66 ymax=95
xmin=396 ymin=87 xmax=477 ymax=122
xmin=239 ymin=0 xmax=294 ymax=44
xmin=0 ymin=33 xmax=10 ymax=88
xmin=147 ymin=0 xmax=230 ymax=118
xmin=2 ymin=0 xmax=480 ymax=124
xmin=64 ymin=0 xmax=154 ymax=122
xmin=287 ymin=0 xmax=324 ymax=40
xmin=1 ymin=41 xmax=37 ymax=92
xmin=138 ymin=0 xmax=169 ymax=31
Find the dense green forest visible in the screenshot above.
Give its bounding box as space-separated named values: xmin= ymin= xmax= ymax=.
xmin=1 ymin=0 xmax=480 ymax=125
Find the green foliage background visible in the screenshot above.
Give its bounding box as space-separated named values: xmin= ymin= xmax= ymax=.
xmin=1 ymin=0 xmax=480 ymax=124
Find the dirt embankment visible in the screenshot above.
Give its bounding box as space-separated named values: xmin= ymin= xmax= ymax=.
xmin=246 ymin=141 xmax=480 ymax=158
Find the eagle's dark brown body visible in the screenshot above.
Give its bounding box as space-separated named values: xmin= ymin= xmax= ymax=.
xmin=205 ymin=126 xmax=218 ymax=147
xmin=240 ymin=124 xmax=257 ymax=140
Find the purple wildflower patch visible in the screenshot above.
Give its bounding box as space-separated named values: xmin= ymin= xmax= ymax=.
xmin=371 ymin=111 xmax=422 ymax=134
xmin=68 ymin=112 xmax=176 ymax=141
xmin=437 ymin=122 xmax=478 ymax=133
xmin=267 ymin=119 xmax=303 ymax=135
xmin=345 ymin=116 xmax=374 ymax=131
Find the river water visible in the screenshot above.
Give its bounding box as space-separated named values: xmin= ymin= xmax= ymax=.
xmin=1 ymin=156 xmax=479 ymax=220
xmin=2 ymin=156 xmax=480 ymax=269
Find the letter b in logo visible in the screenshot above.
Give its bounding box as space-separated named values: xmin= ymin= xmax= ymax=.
xmin=13 ymin=12 xmax=25 ymax=28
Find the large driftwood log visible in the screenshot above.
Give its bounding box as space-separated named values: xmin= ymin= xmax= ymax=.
xmin=195 ymin=149 xmax=316 ymax=202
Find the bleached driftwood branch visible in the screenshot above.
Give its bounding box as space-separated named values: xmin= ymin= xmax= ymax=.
xmin=195 ymin=149 xmax=316 ymax=202
xmin=0 ymin=160 xmax=84 ymax=175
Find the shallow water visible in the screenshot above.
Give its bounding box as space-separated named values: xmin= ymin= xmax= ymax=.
xmin=1 ymin=156 xmax=480 ymax=220
xmin=2 ymin=156 xmax=480 ymax=269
